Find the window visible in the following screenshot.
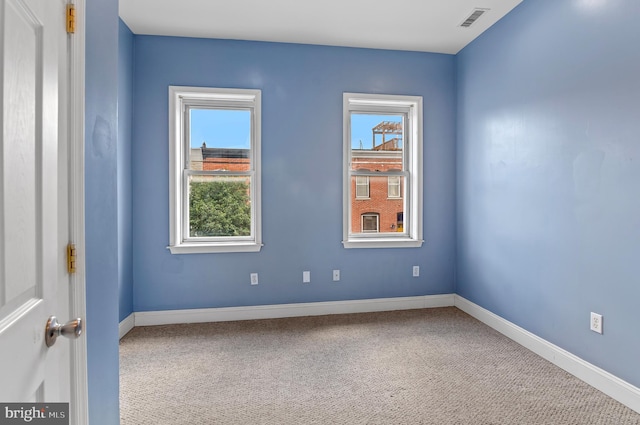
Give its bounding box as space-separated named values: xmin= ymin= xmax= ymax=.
xmin=343 ymin=93 xmax=423 ymax=249
xmin=169 ymin=86 xmax=262 ymax=253
xmin=355 ymin=176 xmax=369 ymax=198
xmin=361 ymin=213 xmax=379 ymax=233
xmin=388 ymin=176 xmax=401 ymax=198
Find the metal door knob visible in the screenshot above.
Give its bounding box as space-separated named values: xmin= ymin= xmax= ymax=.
xmin=45 ymin=316 xmax=82 ymax=347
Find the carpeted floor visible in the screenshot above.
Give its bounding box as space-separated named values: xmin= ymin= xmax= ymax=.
xmin=119 ymin=307 xmax=640 ymax=424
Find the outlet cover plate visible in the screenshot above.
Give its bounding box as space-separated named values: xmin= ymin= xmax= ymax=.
xmin=303 ymin=271 xmax=311 ymax=283
xmin=412 ymin=266 xmax=420 ymax=277
xmin=332 ymin=270 xmax=340 ymax=281
xmin=590 ymin=312 xmax=603 ymax=334
xmin=250 ymin=273 xmax=259 ymax=285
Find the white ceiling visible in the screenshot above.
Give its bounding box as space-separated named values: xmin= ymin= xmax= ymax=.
xmin=119 ymin=0 xmax=522 ymax=55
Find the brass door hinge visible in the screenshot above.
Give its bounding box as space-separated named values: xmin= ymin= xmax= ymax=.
xmin=67 ymin=243 xmax=77 ymax=274
xmin=66 ymin=4 xmax=76 ymax=34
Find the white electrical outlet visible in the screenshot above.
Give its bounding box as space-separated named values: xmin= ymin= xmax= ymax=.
xmin=303 ymin=271 xmax=311 ymax=283
xmin=250 ymin=273 xmax=259 ymax=285
xmin=590 ymin=312 xmax=603 ymax=334
xmin=332 ymin=270 xmax=340 ymax=281
xmin=412 ymin=266 xmax=420 ymax=277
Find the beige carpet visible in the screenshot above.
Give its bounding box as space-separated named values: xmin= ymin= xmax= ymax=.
xmin=120 ymin=307 xmax=640 ymax=424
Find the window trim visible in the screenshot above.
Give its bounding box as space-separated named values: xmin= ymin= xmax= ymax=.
xmin=168 ymin=86 xmax=262 ymax=254
xmin=342 ymin=93 xmax=423 ymax=249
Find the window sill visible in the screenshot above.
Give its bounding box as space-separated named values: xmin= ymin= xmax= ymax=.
xmin=342 ymin=239 xmax=423 ymax=249
xmin=168 ymin=242 xmax=263 ymax=254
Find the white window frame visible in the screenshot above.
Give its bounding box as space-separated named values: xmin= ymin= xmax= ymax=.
xmin=343 ymin=93 xmax=423 ymax=249
xmin=168 ymin=86 xmax=262 ymax=254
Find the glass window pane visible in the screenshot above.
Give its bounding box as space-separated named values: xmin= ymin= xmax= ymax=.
xmin=188 ymin=175 xmax=252 ymax=237
xmin=350 ymin=176 xmax=405 ymax=234
xmin=355 ymin=176 xmax=369 ymax=198
xmin=388 ymin=176 xmax=401 ymax=198
xmin=350 ymin=113 xmax=403 ymax=172
xmin=361 ymin=214 xmax=379 ymax=233
xmin=189 ymin=109 xmax=251 ymax=172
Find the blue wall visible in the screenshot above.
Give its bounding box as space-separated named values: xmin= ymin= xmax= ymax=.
xmin=117 ymin=19 xmax=134 ymax=322
xmin=457 ymin=0 xmax=640 ymax=388
xmin=86 ymin=0 xmax=120 ymax=423
xmin=131 ymin=37 xmax=457 ymax=312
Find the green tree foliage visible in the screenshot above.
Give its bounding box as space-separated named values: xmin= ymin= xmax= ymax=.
xmin=189 ymin=180 xmax=251 ymax=237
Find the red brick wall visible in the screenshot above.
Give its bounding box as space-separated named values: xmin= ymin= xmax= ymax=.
xmin=350 ymin=154 xmax=403 ymax=233
xmin=202 ymin=157 xmax=250 ymax=172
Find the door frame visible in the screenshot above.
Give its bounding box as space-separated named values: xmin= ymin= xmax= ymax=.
xmin=68 ymin=1 xmax=88 ymax=423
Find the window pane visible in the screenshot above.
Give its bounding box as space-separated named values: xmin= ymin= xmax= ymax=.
xmin=361 ymin=214 xmax=379 ymax=233
xmin=388 ymin=176 xmax=401 ymax=198
xmin=189 ymin=109 xmax=251 ymax=172
xmin=188 ymin=175 xmax=251 ymax=238
xmin=350 ymin=175 xmax=405 ymax=234
xmin=355 ymin=176 xmax=369 ymax=198
xmin=350 ymin=114 xmax=403 ymax=172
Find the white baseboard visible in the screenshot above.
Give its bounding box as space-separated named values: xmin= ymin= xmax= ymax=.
xmin=454 ymin=295 xmax=640 ymax=414
xmin=119 ymin=313 xmax=135 ymax=339
xmin=133 ymin=294 xmax=455 ymax=327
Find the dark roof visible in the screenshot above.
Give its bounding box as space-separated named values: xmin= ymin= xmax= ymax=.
xmin=202 ymin=147 xmax=249 ymax=159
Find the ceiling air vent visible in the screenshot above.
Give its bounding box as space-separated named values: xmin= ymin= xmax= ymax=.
xmin=460 ymin=8 xmax=489 ymax=28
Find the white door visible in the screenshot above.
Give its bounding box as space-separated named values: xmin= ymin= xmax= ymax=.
xmin=0 ymin=0 xmax=76 ymax=404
